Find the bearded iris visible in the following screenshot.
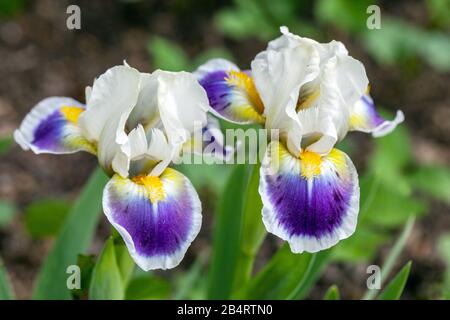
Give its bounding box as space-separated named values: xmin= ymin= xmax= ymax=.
xmin=14 ymin=64 xmax=221 ymax=270
xmin=196 ymin=27 xmax=404 ymax=253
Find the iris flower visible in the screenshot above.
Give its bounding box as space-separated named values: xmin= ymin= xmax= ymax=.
xmin=14 ymin=64 xmax=217 ymax=270
xmin=196 ymin=27 xmax=404 ymax=253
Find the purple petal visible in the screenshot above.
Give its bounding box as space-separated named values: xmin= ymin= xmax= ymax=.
xmin=350 ymin=93 xmax=404 ymax=137
xmin=14 ymin=97 xmax=95 ymax=154
xmin=260 ymin=141 xmax=359 ymax=253
xmin=103 ymin=168 xmax=202 ymax=270
xmin=199 ymin=70 xmax=265 ymax=124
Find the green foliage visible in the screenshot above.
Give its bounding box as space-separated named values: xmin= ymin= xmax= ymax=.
xmin=363 ymin=218 xmax=414 ymax=300
xmin=0 ymin=136 xmax=13 ymax=155
xmin=408 ymin=166 xmax=450 ymax=204
xmin=175 ymin=161 xmax=232 ymax=194
xmin=438 ymin=234 xmax=450 ymax=299
xmin=173 ymin=257 xmax=207 ymax=300
xmin=334 ymin=122 xmax=446 ymax=263
xmin=0 ymin=0 xmax=26 ymax=18
xmin=24 ymin=199 xmax=71 ymax=238
xmin=0 ymin=258 xmax=13 ymax=300
xmin=147 ymin=36 xmax=189 ymax=71
xmin=208 ymin=164 xmax=251 ymax=299
xmin=363 ymin=19 xmax=450 ymax=72
xmin=71 ymin=254 xmax=96 ymax=299
xmin=235 ymin=245 xmax=331 ymax=299
xmin=427 ymin=0 xmax=450 ymax=28
xmin=232 ymin=164 xmax=266 ymax=290
xmin=377 ymin=261 xmax=412 ymax=300
xmin=215 ymin=0 xmax=318 ymax=41
xmin=89 ymin=237 xmax=124 ymax=300
xmin=126 ymin=276 xmax=172 ymax=300
xmin=324 ymin=285 xmax=340 ymax=300
xmin=32 ymin=168 xmax=109 ymax=300
xmin=0 ymin=200 xmax=16 ymax=228
xmin=315 ymin=0 xmax=373 ymax=34
xmin=114 ymin=241 xmax=135 ymax=286
xmin=148 ymin=36 xmax=234 ymax=72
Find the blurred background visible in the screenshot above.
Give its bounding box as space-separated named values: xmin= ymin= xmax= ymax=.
xmin=0 ymin=0 xmax=449 ymax=299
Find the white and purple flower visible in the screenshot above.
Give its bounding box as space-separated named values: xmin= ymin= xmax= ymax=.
xmin=15 ymin=64 xmax=214 ymax=270
xmin=196 ymin=27 xmax=404 ymax=253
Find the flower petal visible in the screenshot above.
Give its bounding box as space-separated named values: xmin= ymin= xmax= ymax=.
xmin=155 ymin=70 xmax=209 ymax=145
xmin=196 ymin=59 xmax=265 ymax=124
xmin=14 ymin=97 xmax=95 ymax=154
xmin=84 ymin=65 xmax=140 ymax=175
xmin=181 ymin=115 xmax=234 ymax=162
xmin=251 ymin=36 xmax=320 ymax=155
xmin=350 ymin=93 xmax=404 ymax=137
xmin=127 ymin=72 xmax=160 ymax=130
xmin=103 ymin=168 xmax=202 ymax=270
xmin=78 ymin=65 xmax=141 ymax=142
xmin=260 ymin=141 xmax=359 ymax=253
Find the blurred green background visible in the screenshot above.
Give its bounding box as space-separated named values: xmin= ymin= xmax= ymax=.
xmin=0 ymin=0 xmax=449 ymax=299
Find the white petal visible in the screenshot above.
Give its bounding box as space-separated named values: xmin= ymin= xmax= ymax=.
xmin=127 ymin=72 xmax=160 ymax=130
xmin=78 ymin=65 xmax=141 ymax=141
xmin=251 ymin=38 xmax=320 ymax=155
xmin=155 ymin=70 xmax=209 ymax=145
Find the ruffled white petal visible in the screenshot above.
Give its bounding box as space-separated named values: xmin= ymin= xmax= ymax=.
xmin=155 ymin=70 xmax=209 ymax=146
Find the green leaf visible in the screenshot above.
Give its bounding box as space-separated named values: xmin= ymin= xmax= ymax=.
xmin=377 ymin=261 xmax=412 ymax=300
xmin=408 ymin=165 xmax=450 ymax=204
xmin=215 ymin=0 xmax=277 ymax=41
xmin=363 ymin=218 xmax=415 ymax=300
xmin=315 ymin=0 xmax=373 ymax=34
xmin=289 ymin=249 xmax=332 ymax=299
xmin=32 ymin=168 xmax=109 ymax=300
xmin=437 ymin=234 xmax=450 ymax=299
xmin=0 ymin=0 xmax=26 ymax=17
xmin=363 ymin=18 xmax=450 ymax=71
xmin=333 ymin=226 xmax=388 ymax=263
xmin=147 ymin=36 xmax=189 ymax=71
xmin=235 ymin=245 xmax=330 ymax=300
xmin=89 ymin=237 xmax=124 ymax=300
xmin=361 ymin=184 xmax=426 ymax=228
xmin=175 ymin=161 xmax=232 ymax=194
xmin=368 ymin=125 xmax=413 ymax=195
xmin=70 ymin=254 xmax=96 ymax=299
xmin=0 ymin=258 xmax=14 ymax=300
xmin=125 ymin=276 xmax=172 ymax=300
xmin=24 ymin=199 xmax=71 ymax=238
xmin=232 ymin=163 xmax=266 ymax=291
xmin=0 ymin=200 xmax=16 ymax=228
xmin=427 ymin=0 xmax=450 ymax=28
xmin=174 ymin=256 xmax=206 ymax=300
xmin=0 ymin=136 xmax=13 ymax=155
xmin=114 ymin=241 xmax=135 ymax=286
xmin=207 ymin=164 xmax=251 ymax=299
xmin=324 ymin=285 xmax=340 ymax=300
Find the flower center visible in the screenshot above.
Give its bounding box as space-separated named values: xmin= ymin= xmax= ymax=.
xmin=60 ymin=106 xmax=84 ymax=124
xmin=299 ymin=150 xmax=322 ymax=179
xmin=132 ymin=174 xmax=166 ymax=203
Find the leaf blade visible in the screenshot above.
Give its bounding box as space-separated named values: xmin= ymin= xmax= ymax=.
xmin=207 ymin=164 xmax=250 ymax=299
xmin=0 ymin=258 xmax=14 ymax=300
xmin=32 ymin=168 xmax=109 ymax=300
xmin=377 ymin=261 xmax=412 ymax=300
xmin=89 ymin=237 xmax=124 ymax=300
